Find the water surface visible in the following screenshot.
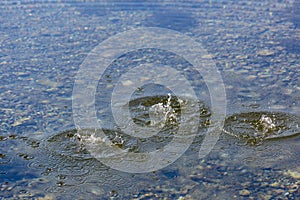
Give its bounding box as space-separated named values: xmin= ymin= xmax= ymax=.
xmin=0 ymin=0 xmax=299 ymax=199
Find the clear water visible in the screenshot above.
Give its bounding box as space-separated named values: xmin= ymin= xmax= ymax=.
xmin=0 ymin=0 xmax=299 ymax=199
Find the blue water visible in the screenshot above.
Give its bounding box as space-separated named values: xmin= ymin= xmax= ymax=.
xmin=0 ymin=0 xmax=299 ymax=199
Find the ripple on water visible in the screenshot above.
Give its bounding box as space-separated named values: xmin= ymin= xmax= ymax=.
xmin=30 ymin=130 xmax=140 ymax=198
xmin=223 ymin=111 xmax=300 ymax=145
xmin=77 ymin=94 xmax=210 ymax=157
xmin=41 ymin=129 xmax=97 ymax=175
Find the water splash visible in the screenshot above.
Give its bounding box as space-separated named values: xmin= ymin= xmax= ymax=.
xmin=223 ymin=111 xmax=300 ymax=145
xmin=149 ymin=93 xmax=178 ymax=128
xmin=253 ymin=114 xmax=276 ymax=138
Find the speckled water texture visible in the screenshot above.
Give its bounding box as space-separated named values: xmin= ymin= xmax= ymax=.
xmin=0 ymin=0 xmax=299 ymax=199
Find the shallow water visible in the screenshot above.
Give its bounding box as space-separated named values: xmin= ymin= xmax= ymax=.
xmin=223 ymin=111 xmax=300 ymax=144
xmin=0 ymin=0 xmax=300 ymax=199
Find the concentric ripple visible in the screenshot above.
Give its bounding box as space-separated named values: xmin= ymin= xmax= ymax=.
xmin=223 ymin=111 xmax=300 ymax=145
xmin=77 ymin=94 xmax=211 ymax=156
xmin=44 ymin=129 xmax=93 ymax=161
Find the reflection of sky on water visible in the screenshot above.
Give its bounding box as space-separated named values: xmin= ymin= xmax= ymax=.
xmin=0 ymin=0 xmax=299 ymax=199
xmin=0 ymin=0 xmax=299 ymax=135
xmin=286 ymin=1 xmax=300 ymax=28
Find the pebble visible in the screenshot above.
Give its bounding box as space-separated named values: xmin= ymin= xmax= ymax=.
xmin=122 ymin=80 xmax=133 ymax=86
xmin=257 ymin=49 xmax=275 ymax=56
xmin=36 ymin=195 xmax=54 ymax=200
xmin=288 ymin=183 xmax=299 ymax=193
xmin=235 ymin=55 xmax=248 ymax=59
xmin=270 ymin=182 xmax=279 ymax=187
xmin=260 ymin=194 xmax=272 ymax=200
xmin=12 ymin=117 xmax=31 ymax=126
xmin=274 ymin=189 xmax=285 ymax=194
xmin=239 ymin=189 xmax=251 ymax=196
xmin=284 ymin=169 xmax=300 ymax=179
